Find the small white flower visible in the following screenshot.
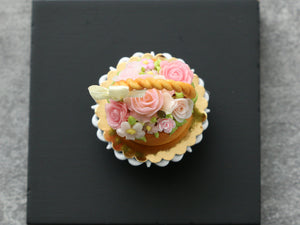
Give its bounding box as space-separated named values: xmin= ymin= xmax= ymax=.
xmin=116 ymin=122 xmax=145 ymax=140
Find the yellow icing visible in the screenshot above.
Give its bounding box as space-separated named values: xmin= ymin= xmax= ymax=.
xmin=126 ymin=129 xmax=136 ymax=135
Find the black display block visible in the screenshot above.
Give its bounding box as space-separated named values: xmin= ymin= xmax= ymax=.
xmin=27 ymin=0 xmax=260 ymax=224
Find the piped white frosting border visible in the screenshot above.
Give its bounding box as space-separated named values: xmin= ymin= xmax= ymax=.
xmin=91 ymin=52 xmax=209 ymax=167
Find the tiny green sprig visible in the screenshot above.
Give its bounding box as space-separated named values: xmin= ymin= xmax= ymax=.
xmin=137 ymin=136 xmax=147 ymax=142
xmin=170 ymin=127 xmax=178 ymax=135
xmin=175 ymin=119 xmax=187 ymax=127
xmin=166 ymin=114 xmax=174 ymax=119
xmin=170 ymin=119 xmax=187 ymax=136
xmin=175 ymin=92 xmax=184 ymax=98
xmin=150 ymin=116 xmax=157 ymax=123
xmin=128 ymin=116 xmax=137 ymax=126
xmin=192 ymin=92 xmax=198 ymax=103
xmin=154 ymin=59 xmax=161 ymax=71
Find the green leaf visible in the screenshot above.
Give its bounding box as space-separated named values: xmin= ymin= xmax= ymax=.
xmin=137 ymin=136 xmax=147 ymax=142
xmin=170 ymin=127 xmax=178 ymax=135
xmin=191 ymin=82 xmax=195 ymax=88
xmin=128 ymin=116 xmax=136 ymax=126
xmin=192 ymin=92 xmax=198 ymax=103
xmin=154 ymin=59 xmax=161 ymax=67
xmin=166 ymin=114 xmax=174 ymax=119
xmin=154 ymin=132 xmax=159 ymax=138
xmin=141 ymin=67 xmax=146 ymax=72
xmin=175 ymin=92 xmax=184 ymax=98
xmin=175 ymin=119 xmax=187 ymax=127
xmin=150 ymin=116 xmax=157 ymax=123
xmin=154 ymin=59 xmax=161 ymax=71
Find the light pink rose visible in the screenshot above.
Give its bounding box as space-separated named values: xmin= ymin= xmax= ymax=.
xmin=136 ymin=74 xmax=157 ymax=80
xmin=158 ymin=118 xmax=176 ymax=134
xmin=172 ymin=98 xmax=194 ymax=122
xmin=160 ymin=60 xmax=194 ymax=84
xmin=116 ymin=61 xmax=142 ymax=81
xmin=124 ymin=89 xmax=164 ymax=118
xmin=105 ymin=100 xmax=129 ymax=129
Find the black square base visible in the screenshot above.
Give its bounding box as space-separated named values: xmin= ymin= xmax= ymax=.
xmin=27 ymin=0 xmax=260 ymax=224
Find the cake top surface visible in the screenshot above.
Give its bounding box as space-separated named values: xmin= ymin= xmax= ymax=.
xmin=89 ymin=53 xmax=202 ymax=136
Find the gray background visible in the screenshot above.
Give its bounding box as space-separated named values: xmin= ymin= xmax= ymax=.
xmin=0 ymin=0 xmax=299 ymax=224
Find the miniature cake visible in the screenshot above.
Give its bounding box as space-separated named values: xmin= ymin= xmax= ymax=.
xmin=89 ymin=52 xmax=209 ymax=167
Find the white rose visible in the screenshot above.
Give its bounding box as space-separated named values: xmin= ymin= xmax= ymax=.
xmin=172 ymin=98 xmax=194 ymax=122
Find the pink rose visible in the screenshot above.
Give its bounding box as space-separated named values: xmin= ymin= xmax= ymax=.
xmin=172 ymin=98 xmax=194 ymax=122
xmin=105 ymin=100 xmax=129 ymax=129
xmin=125 ymin=89 xmax=164 ymax=118
xmin=158 ymin=118 xmax=176 ymax=134
xmin=160 ymin=60 xmax=193 ymax=84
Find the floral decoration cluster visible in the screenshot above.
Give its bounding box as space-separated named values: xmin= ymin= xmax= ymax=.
xmin=105 ymin=56 xmax=197 ymax=141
